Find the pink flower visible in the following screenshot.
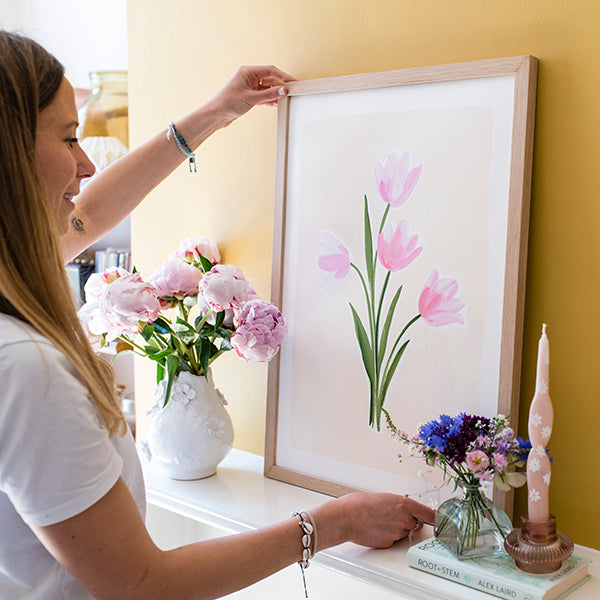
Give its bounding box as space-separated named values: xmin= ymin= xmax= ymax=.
xmin=418 ymin=268 xmax=466 ymax=327
xmin=149 ymin=260 xmax=202 ymax=303
xmin=316 ymin=231 xmax=351 ymax=286
xmin=198 ymin=264 xmax=252 ymax=312
xmin=197 ymin=286 xmax=256 ymax=327
xmin=377 ymin=220 xmax=423 ymax=272
xmin=95 ymin=273 xmax=161 ymax=340
xmin=493 ymin=452 xmax=508 ymax=473
xmin=77 ymin=302 xmax=105 ymax=349
xmin=466 ymin=450 xmax=490 ymax=472
xmin=169 ymin=236 xmax=221 ymax=266
xmin=232 ymin=299 xmax=288 ymax=362
xmin=83 ymin=267 xmax=130 ymax=302
xmin=374 ymin=152 xmax=422 ymax=207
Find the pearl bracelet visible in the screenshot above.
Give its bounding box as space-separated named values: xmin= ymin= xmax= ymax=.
xmin=292 ymin=511 xmax=317 ymax=598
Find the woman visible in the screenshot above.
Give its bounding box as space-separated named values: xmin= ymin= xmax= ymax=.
xmin=0 ymin=31 xmax=434 ymax=599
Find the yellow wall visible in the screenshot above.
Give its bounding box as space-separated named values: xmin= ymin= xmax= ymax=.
xmin=128 ymin=1 xmax=600 ymax=548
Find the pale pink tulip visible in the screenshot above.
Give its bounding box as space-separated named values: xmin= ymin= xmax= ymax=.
xmin=418 ymin=268 xmax=466 ymax=327
xmin=316 ymin=231 xmax=351 ymax=287
xmin=149 ymin=260 xmax=202 ymax=300
xmin=232 ymin=299 xmax=288 ymax=362
xmin=377 ymin=220 xmax=423 ymax=272
xmin=198 ymin=264 xmax=252 ymax=312
xmin=374 ymin=151 xmax=422 ymax=207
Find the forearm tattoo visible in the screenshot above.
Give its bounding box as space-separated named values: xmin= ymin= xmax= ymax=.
xmin=70 ymin=216 xmax=85 ymax=234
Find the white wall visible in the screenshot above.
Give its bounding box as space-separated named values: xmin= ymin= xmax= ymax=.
xmin=0 ymin=0 xmax=128 ymax=89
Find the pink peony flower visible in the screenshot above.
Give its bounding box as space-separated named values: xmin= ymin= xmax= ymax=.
xmin=83 ymin=267 xmax=130 ymax=302
xmin=77 ymin=302 xmax=105 ymax=349
xmin=149 ymin=260 xmax=202 ymax=303
xmin=232 ymin=299 xmax=288 ymax=362
xmin=418 ymin=268 xmax=466 ymax=327
xmin=316 ymin=231 xmax=351 ymax=287
xmin=377 ymin=220 xmax=423 ymax=272
xmin=198 ymin=264 xmax=252 ymax=312
xmin=374 ymin=151 xmax=422 ymax=208
xmin=197 ymin=285 xmax=257 ymax=328
xmin=466 ymin=450 xmax=490 ymax=472
xmin=169 ymin=236 xmax=221 ymax=266
xmin=95 ymin=273 xmax=161 ymax=341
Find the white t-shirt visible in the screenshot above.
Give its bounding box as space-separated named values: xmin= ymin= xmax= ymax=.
xmin=0 ymin=314 xmax=146 ymax=599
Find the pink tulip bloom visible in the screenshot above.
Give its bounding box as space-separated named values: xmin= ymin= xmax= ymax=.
xmin=418 ymin=268 xmax=466 ymax=327
xmin=149 ymin=260 xmax=202 ymax=300
xmin=232 ymin=299 xmax=288 ymax=362
xmin=316 ymin=231 xmax=351 ymax=287
xmin=374 ymin=152 xmax=423 ymax=208
xmin=466 ymin=450 xmax=490 ymax=473
xmin=377 ymin=220 xmax=423 ymax=272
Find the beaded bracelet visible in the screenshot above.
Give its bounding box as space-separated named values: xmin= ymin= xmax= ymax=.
xmin=167 ymin=121 xmax=196 ymax=173
xmin=292 ymin=511 xmax=317 ymax=598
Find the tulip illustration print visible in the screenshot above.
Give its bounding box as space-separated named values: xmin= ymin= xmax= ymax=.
xmin=317 ymin=151 xmax=465 ymax=430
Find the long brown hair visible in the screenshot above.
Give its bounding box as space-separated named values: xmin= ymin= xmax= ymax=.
xmin=0 ymin=31 xmax=125 ymax=436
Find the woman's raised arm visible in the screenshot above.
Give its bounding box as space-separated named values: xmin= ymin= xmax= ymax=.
xmin=61 ymin=65 xmax=293 ymax=263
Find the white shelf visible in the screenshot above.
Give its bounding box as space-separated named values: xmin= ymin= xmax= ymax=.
xmin=140 ymin=448 xmax=599 ymax=600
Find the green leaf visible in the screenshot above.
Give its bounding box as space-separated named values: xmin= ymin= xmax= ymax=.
xmin=162 ymin=354 xmax=180 ymax=407
xmin=380 ymin=339 xmax=410 ymax=404
xmin=148 ymin=348 xmax=173 ymax=362
xmin=363 ymin=195 xmax=374 ymax=283
xmin=220 ymin=337 xmax=233 ymax=352
xmin=215 ymin=311 xmax=224 ymax=328
xmin=215 ymin=326 xmax=235 ymax=339
xmin=143 ymin=342 xmax=161 ymax=355
xmin=378 ymin=285 xmax=403 ymax=371
xmin=156 ymin=362 xmax=165 ymax=385
xmin=175 ymin=317 xmax=195 ymax=330
xmin=199 ymin=338 xmax=215 ymax=376
xmin=172 ymin=322 xmax=196 ymax=344
xmin=141 ymin=323 xmax=155 ymax=342
xmin=349 ymin=302 xmax=374 ymax=384
xmin=153 ymin=316 xmax=172 ymax=335
xmin=199 ymin=256 xmax=214 ymax=273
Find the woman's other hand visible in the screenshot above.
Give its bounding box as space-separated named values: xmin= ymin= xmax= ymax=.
xmin=312 ymin=492 xmax=436 ymax=551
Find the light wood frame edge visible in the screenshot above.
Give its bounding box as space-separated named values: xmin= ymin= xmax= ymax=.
xmin=265 ymin=57 xmax=539 ymax=509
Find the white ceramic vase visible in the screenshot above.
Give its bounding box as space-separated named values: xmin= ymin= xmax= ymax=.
xmin=144 ymin=369 xmax=234 ymax=480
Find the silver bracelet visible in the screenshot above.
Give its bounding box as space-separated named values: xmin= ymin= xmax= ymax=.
xmin=292 ymin=511 xmax=316 ymax=598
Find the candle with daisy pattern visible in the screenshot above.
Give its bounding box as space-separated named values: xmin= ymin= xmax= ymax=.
xmin=526 ymin=323 xmax=553 ymax=522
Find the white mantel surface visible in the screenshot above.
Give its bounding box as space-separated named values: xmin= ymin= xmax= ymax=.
xmin=140 ymin=448 xmax=599 ymax=599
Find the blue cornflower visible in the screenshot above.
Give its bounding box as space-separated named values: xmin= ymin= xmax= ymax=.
xmin=516 ymin=437 xmax=531 ymax=462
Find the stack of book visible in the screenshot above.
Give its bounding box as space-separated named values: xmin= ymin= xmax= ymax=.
xmin=407 ymin=537 xmax=591 ymax=600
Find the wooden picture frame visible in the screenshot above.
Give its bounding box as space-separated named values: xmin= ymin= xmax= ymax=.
xmin=265 ymin=56 xmax=537 ymax=511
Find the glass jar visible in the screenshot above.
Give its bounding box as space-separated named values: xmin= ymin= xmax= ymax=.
xmin=434 ymin=482 xmax=513 ymax=560
xmin=78 ymin=71 xmax=129 ymax=171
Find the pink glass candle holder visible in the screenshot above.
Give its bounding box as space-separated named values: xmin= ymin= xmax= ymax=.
xmin=504 ymin=514 xmax=574 ymax=574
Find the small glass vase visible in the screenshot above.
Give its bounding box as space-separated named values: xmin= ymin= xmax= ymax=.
xmin=434 ymin=483 xmax=513 ymax=560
